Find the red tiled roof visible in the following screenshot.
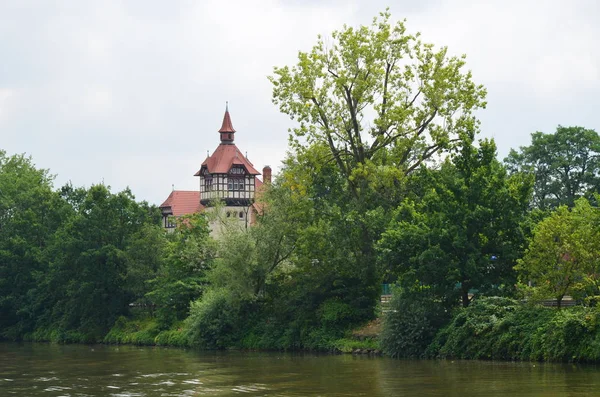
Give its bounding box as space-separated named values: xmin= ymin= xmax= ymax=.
xmin=194 ymin=144 xmax=260 ymax=176
xmin=218 ymin=109 xmax=236 ymax=133
xmin=159 ymin=190 xmax=203 ymax=216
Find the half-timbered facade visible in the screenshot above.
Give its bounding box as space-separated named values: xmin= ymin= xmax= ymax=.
xmin=194 ymin=104 xmax=261 ymax=208
xmin=159 ymin=105 xmax=269 ymax=234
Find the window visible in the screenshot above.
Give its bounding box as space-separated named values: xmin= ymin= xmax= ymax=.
xmin=166 ymin=216 xmax=176 ymax=228
xmin=239 ymin=211 xmax=244 ymax=218
xmin=228 ymin=178 xmax=245 ymax=191
xmin=204 ymin=177 xmax=212 ymax=191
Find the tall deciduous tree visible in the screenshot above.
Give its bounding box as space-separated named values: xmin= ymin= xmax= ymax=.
xmin=516 ymin=198 xmax=600 ymax=308
xmin=0 ymin=151 xmax=65 ymax=339
xmin=40 ymin=185 xmax=159 ymax=339
xmin=269 ymin=10 xmax=486 ymax=320
xmin=269 ymin=10 xmax=487 ymax=196
xmin=379 ymin=138 xmax=532 ymax=308
xmin=505 ymin=126 xmax=600 ymax=210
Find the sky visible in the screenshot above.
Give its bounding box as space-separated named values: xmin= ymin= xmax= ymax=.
xmin=1 ymin=0 xmax=598 ymax=205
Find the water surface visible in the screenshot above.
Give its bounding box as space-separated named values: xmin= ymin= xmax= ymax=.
xmin=1 ymin=342 xmax=599 ymax=396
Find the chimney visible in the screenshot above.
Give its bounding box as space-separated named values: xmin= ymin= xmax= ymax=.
xmin=263 ymin=165 xmax=272 ymax=184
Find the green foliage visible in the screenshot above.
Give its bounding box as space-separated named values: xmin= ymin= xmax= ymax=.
xmin=27 ymin=327 xmax=98 ymax=344
xmin=332 ymin=337 xmax=380 ymax=353
xmin=380 ymin=287 xmax=450 ymax=358
xmin=104 ymin=316 xmax=161 ymax=345
xmin=429 ymin=297 xmax=522 ymax=359
xmin=125 ymin=223 xmax=167 ymax=309
xmin=184 ymin=288 xmax=244 ymax=349
xmin=146 ymin=213 xmax=215 ymax=326
xmin=428 ymin=297 xmax=600 ymax=362
xmin=516 ymin=197 xmax=600 ymax=306
xmin=379 ymin=138 xmax=532 ymax=308
xmin=0 ymin=151 xmax=66 ymax=339
xmin=505 ymin=126 xmax=600 ymax=209
xmin=104 ymin=316 xmax=188 ymax=347
xmin=270 ymin=10 xmax=486 ymax=187
xmin=36 ymin=184 xmax=159 ymax=338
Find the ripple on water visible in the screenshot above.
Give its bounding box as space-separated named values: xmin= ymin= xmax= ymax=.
xmin=182 ymin=379 xmax=203 ymax=385
xmin=43 ymin=385 xmax=71 ymax=392
xmin=154 ymin=380 xmax=175 ymax=386
xmin=231 ymin=383 xmax=269 ymax=393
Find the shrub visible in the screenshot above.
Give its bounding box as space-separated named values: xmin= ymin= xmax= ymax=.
xmin=428 ymin=297 xmax=600 ymax=362
xmin=184 ymin=288 xmax=244 ymax=349
xmin=380 ymin=287 xmax=450 ymax=358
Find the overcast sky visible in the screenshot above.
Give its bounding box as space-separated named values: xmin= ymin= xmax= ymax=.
xmin=1 ymin=0 xmax=598 ymax=205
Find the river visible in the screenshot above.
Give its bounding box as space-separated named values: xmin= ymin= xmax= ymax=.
xmin=1 ymin=342 xmax=599 ymax=396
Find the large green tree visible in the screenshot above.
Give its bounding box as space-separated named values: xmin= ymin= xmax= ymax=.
xmin=270 ymin=10 xmax=487 ymax=195
xmin=505 ymin=126 xmax=600 ymax=210
xmin=0 ymin=151 xmax=66 ymax=339
xmin=379 ymin=138 xmax=532 ymax=307
xmin=38 ymin=185 xmax=159 ymax=339
xmin=516 ymin=198 xmax=600 ymax=308
xmin=269 ymin=10 xmax=487 ymax=321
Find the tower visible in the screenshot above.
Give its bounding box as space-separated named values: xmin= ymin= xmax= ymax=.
xmin=194 ymin=104 xmax=262 ymax=230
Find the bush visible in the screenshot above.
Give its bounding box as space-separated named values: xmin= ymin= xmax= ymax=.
xmin=428 ymin=296 xmax=520 ymax=359
xmin=380 ymin=287 xmax=450 ymax=358
xmin=427 ymin=297 xmax=600 ymax=362
xmin=184 ymin=288 xmax=244 ymax=349
xmin=104 ymin=316 xmax=161 ymax=345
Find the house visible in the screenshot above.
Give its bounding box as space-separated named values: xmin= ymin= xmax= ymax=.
xmin=159 ymin=190 xmax=203 ymax=229
xmin=159 ymin=104 xmax=271 ymax=233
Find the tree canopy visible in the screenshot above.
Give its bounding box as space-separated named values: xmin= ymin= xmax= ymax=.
xmin=270 ymin=11 xmax=487 ymax=197
xmin=505 ymin=126 xmax=600 ymax=210
xmin=379 ymin=138 xmax=532 ymax=307
xmin=516 ymin=197 xmax=600 ymax=307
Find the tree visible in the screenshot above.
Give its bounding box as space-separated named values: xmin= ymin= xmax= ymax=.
xmin=269 ymin=10 xmax=486 ymax=197
xmin=39 ymin=185 xmax=159 ymax=339
xmin=124 ymin=223 xmax=167 ymax=312
xmin=269 ymin=11 xmax=486 ymax=322
xmin=516 ymin=198 xmax=600 ymax=308
xmin=505 ymin=126 xmax=600 ymax=210
xmin=146 ymin=213 xmax=215 ymax=326
xmin=379 ymin=138 xmax=532 ymax=308
xmin=0 ymin=151 xmax=65 ymax=339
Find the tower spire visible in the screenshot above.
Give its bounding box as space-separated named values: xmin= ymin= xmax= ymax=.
xmin=218 ymin=102 xmax=236 ymax=143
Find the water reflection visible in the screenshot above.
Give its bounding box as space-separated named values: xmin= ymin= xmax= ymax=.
xmin=1 ymin=342 xmax=600 ymax=396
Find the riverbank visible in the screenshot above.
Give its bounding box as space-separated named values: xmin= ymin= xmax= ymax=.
xmin=425 ymin=297 xmax=600 ymax=363
xmin=102 ymin=315 xmax=381 ymax=354
xmin=17 ymin=297 xmax=600 ymax=363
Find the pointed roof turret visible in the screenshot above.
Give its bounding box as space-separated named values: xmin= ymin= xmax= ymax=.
xmin=218 ymin=102 xmax=236 ymax=135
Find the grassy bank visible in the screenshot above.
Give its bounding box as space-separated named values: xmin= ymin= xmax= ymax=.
xmin=103 ymin=315 xmax=380 ymax=353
